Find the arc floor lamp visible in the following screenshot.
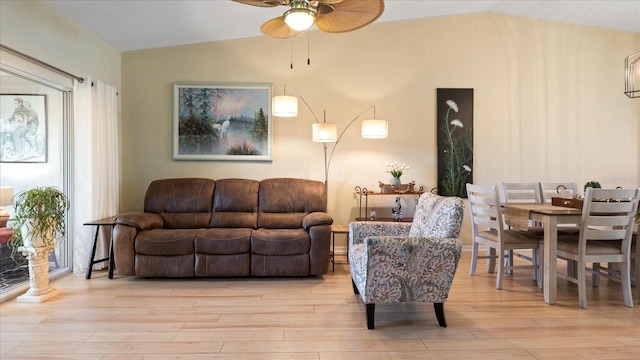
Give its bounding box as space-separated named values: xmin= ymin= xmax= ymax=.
xmin=272 ymin=84 xmax=388 ymax=188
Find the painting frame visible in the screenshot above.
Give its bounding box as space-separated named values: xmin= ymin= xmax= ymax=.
xmin=172 ymin=82 xmax=273 ymax=161
xmin=0 ymin=94 xmax=47 ymax=163
xmin=436 ymin=88 xmax=473 ymax=198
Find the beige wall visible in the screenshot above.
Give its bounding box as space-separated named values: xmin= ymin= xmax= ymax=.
xmin=3 ymin=0 xmax=638 ymax=247
xmin=122 ymin=13 xmax=639 ymax=245
xmin=0 ymin=0 xmax=121 ymax=92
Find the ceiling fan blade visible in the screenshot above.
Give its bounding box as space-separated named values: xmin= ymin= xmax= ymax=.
xmin=315 ymin=0 xmax=384 ymax=33
xmin=232 ymin=0 xmax=281 ymax=7
xmin=261 ymin=17 xmax=302 ymax=39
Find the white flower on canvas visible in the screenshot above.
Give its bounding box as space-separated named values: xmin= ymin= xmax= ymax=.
xmin=446 ymin=100 xmax=459 ymax=112
xmin=450 ymin=119 xmax=464 ymax=128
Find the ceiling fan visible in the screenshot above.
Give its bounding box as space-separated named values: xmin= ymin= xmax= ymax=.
xmin=232 ymin=0 xmax=385 ymax=39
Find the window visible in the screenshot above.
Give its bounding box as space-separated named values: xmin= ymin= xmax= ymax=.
xmin=0 ymin=63 xmax=72 ymax=301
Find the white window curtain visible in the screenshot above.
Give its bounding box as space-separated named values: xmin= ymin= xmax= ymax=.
xmin=72 ymin=77 xmax=119 ymax=274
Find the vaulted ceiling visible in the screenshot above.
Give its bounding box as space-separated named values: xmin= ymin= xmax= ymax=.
xmin=46 ymin=0 xmax=640 ymax=51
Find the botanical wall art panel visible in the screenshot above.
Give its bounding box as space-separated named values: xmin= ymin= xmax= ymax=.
xmin=437 ymin=88 xmax=473 ymax=198
xmin=0 ymin=94 xmax=47 ymax=163
xmin=172 ymin=82 xmax=272 ymax=161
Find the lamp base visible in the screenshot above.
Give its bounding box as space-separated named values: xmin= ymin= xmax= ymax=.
xmin=0 ymin=214 xmax=8 ymax=228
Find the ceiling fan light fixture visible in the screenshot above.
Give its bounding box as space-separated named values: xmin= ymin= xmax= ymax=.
xmin=284 ymin=7 xmax=316 ymax=31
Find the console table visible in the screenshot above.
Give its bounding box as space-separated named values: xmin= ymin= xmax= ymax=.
xmin=354 ymin=185 xmax=424 ymax=222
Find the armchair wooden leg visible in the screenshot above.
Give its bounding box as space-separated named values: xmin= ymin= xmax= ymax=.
xmin=366 ymin=303 xmax=375 ymax=329
xmin=434 ymin=303 xmax=447 ymax=328
xmin=351 ymin=279 xmax=359 ymax=295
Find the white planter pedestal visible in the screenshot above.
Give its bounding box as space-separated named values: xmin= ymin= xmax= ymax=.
xmin=16 ymin=245 xmax=60 ymax=303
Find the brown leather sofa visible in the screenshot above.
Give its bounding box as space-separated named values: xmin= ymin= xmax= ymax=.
xmin=113 ymin=177 xmax=333 ymax=277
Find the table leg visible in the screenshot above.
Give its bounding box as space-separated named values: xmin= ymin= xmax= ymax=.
xmin=331 ymin=231 xmax=335 ymax=272
xmin=343 ymin=232 xmax=350 ymax=264
xmin=108 ymin=225 xmax=114 ymax=279
xmin=86 ymin=227 xmax=100 ymax=279
xmin=543 ymin=215 xmax=558 ymax=304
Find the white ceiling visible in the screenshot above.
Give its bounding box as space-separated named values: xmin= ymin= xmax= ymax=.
xmin=45 ymin=0 xmax=640 ymax=51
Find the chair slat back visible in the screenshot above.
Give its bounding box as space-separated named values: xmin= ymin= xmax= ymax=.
xmin=540 ymin=182 xmax=579 ymax=203
xmin=580 ymin=188 xmax=640 ymax=246
xmin=500 ymin=182 xmax=542 ymax=204
xmin=467 ymin=184 xmax=503 ymax=232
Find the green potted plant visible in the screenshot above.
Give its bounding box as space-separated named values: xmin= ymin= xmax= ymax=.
xmin=7 ymin=186 xmax=69 ymax=302
xmin=8 ymin=186 xmax=69 ymax=256
xmin=583 ymin=180 xmax=602 ymax=192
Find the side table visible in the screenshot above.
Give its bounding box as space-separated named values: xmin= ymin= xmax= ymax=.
xmin=83 ymin=216 xmax=117 ymax=279
xmin=330 ymin=224 xmax=349 ymax=272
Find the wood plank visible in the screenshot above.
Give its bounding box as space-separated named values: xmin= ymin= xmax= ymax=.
xmin=1 ymin=254 xmax=638 ymax=359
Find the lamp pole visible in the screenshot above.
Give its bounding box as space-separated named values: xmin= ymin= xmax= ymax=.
xmin=273 ymin=85 xmax=387 ymax=196
xmin=325 ymin=106 xmax=376 ymax=188
xmin=276 ymin=85 xmax=330 ymax=188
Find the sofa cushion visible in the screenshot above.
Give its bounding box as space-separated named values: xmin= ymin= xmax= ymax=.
xmin=258 ymin=178 xmax=326 ymax=229
xmin=210 ymin=179 xmax=259 ymax=229
xmin=251 ymin=228 xmax=310 ymax=256
xmin=136 ymin=254 xmax=195 ymax=277
xmin=135 ymin=229 xmax=196 ymax=256
xmin=195 ymin=228 xmax=251 ymax=255
xmin=195 ymin=253 xmax=250 ymax=277
xmin=251 ymin=254 xmax=309 ymax=277
xmin=161 ymin=213 xmax=213 ymax=230
xmin=144 ymin=178 xmax=215 ymax=229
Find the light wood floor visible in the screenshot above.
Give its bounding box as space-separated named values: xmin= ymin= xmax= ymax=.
xmin=1 ymin=253 xmax=638 ymax=360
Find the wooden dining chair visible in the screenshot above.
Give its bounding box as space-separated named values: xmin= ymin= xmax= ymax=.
xmin=591 ymin=221 xmax=639 ymax=305
xmin=629 ymin=230 xmax=638 ymax=304
xmin=634 ymin=230 xmax=639 ymax=304
xmin=540 ymin=182 xmax=579 ymax=203
xmin=467 ymin=184 xmax=542 ymax=290
xmin=541 ymin=182 xmax=582 ymax=236
xmin=556 ymin=187 xmax=640 ymax=308
xmin=499 ymin=182 xmax=543 ymax=277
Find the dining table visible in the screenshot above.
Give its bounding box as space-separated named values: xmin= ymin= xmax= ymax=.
xmin=502 ymin=203 xmax=582 ymax=304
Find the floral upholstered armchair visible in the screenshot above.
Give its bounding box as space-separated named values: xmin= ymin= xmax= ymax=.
xmin=349 ymin=192 xmax=465 ymax=329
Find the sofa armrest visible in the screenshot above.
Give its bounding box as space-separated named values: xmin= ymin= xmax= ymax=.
xmin=303 ymin=212 xmax=333 ymax=275
xmin=349 ymin=221 xmax=412 ymax=247
xmin=353 ymin=236 xmax=463 ymax=303
xmin=302 ymin=212 xmax=333 ymax=231
xmin=116 ymin=212 xmax=163 ymax=230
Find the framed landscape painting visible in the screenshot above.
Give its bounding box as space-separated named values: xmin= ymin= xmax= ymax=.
xmin=172 ymin=82 xmax=272 ymax=161
xmin=0 ymin=94 xmax=47 ymax=163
